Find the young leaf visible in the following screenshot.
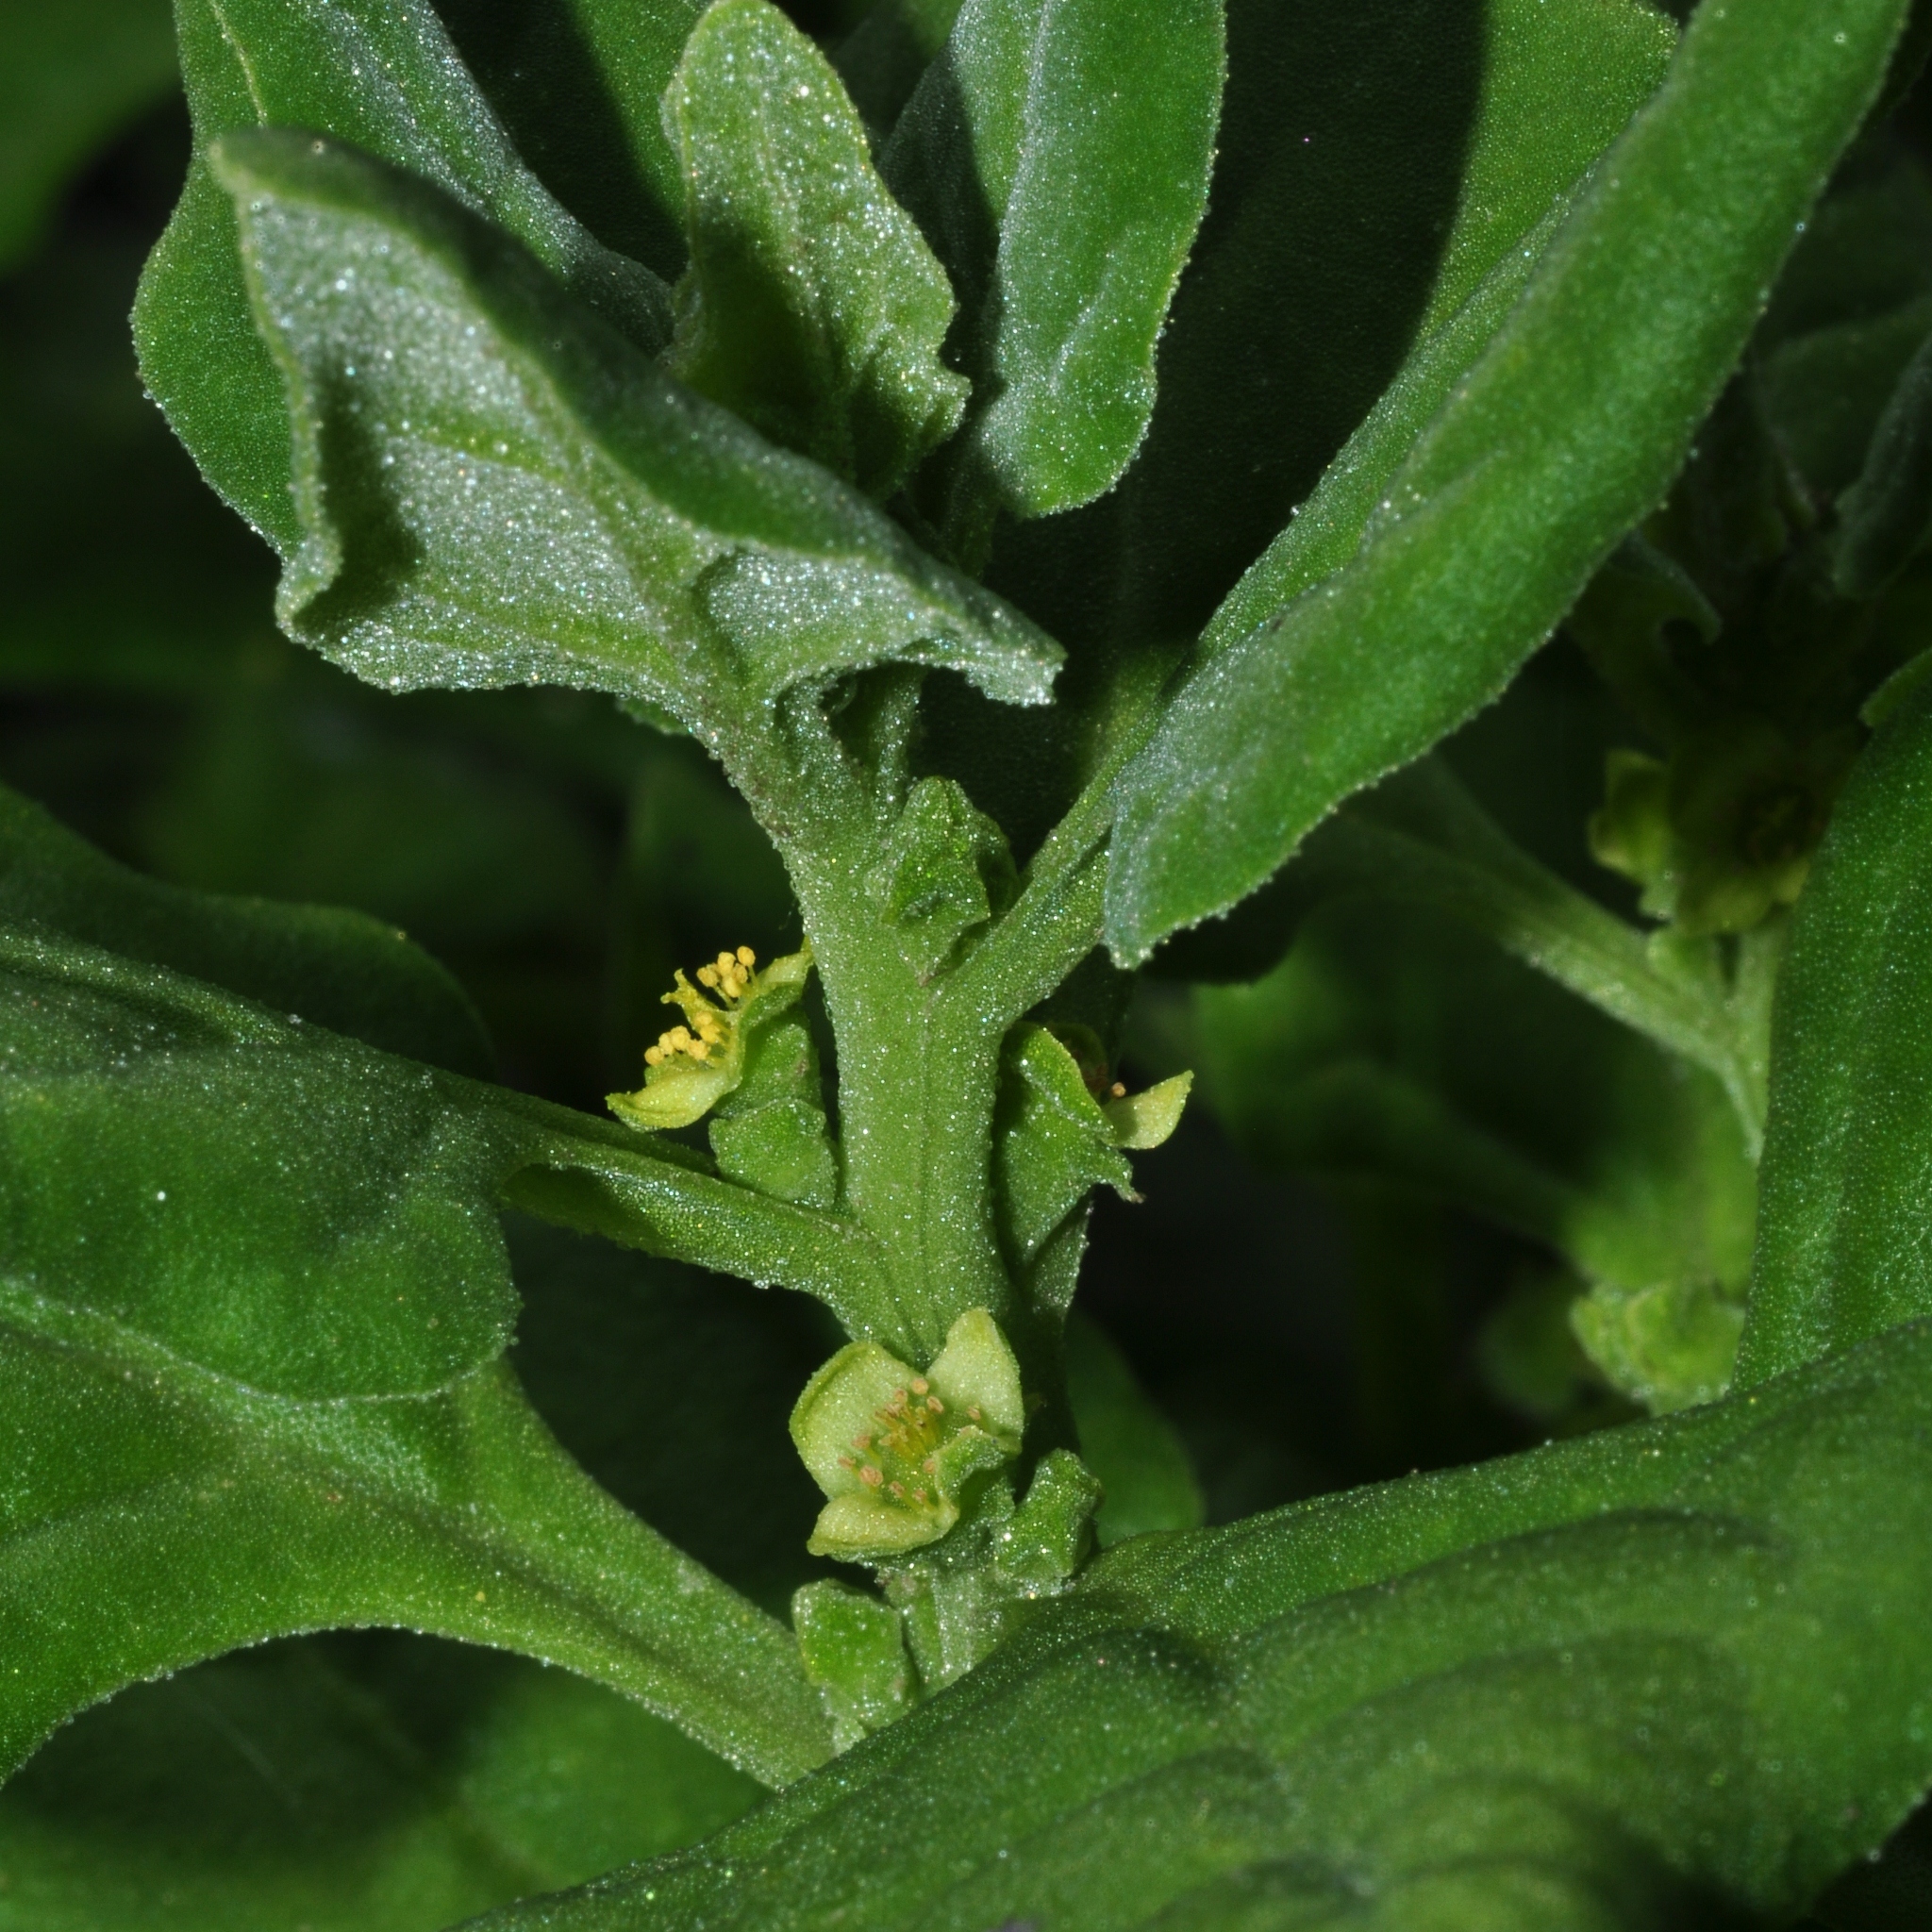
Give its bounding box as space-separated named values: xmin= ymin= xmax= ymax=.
xmin=205 ymin=131 xmax=1058 ymax=725
xmin=708 ymin=1016 xmax=841 ymax=1208
xmin=1738 ymin=674 xmax=1932 ymax=1387
xmin=134 ymin=0 xmax=672 ymax=551
xmin=870 ymin=774 xmax=1016 ymax=980
xmin=665 ymin=0 xmax=969 ymax=498
xmin=883 ymin=0 xmax=1223 ymax=542
xmin=990 ymin=1023 xmax=1133 ymax=1270
xmin=469 ymin=1318 xmax=1932 ymax=1930
xmin=1106 ymin=0 xmax=1913 ymax=963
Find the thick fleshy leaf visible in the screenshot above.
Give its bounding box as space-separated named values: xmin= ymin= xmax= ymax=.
xmin=1106 ymin=0 xmax=1912 ymax=963
xmin=473 ymin=1318 xmax=1932 ymax=1930
xmin=0 ymin=1334 xmax=829 ymax=1791
xmin=0 ymin=0 xmax=176 ymax=271
xmin=666 ymin=0 xmax=968 ymax=498
xmin=204 ymin=130 xmax=1057 ymax=726
xmin=133 ymin=0 xmax=672 ymax=553
xmin=883 ymin=0 xmax=1223 ymax=538
xmin=1738 ymin=673 xmax=1932 ymax=1387
xmin=0 ymin=1636 xmax=758 ymax=1930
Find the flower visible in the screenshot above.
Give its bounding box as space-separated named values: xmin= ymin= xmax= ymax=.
xmin=790 ymin=1308 xmax=1025 ymax=1561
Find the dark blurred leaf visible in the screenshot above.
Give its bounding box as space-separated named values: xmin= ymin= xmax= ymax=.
xmin=438 ymin=0 xmax=701 ymax=281
xmin=1835 ymin=322 xmax=1932 ymax=594
xmin=1196 ymin=897 xmax=1756 ymax=1310
xmin=1064 ymin=1313 xmax=1205 ymax=1548
xmin=0 ymin=0 xmax=176 ymax=270
xmin=832 ymin=0 xmax=961 ymax=130
xmin=0 ymin=780 xmax=491 ymax=1074
xmin=0 ymin=1636 xmax=758 ymax=1930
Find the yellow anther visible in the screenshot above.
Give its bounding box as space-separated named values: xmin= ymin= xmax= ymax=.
xmin=698 ymin=963 xmax=720 ymax=989
xmin=716 ymin=952 xmax=736 ymax=974
xmin=737 ymin=946 xmax=756 ymax=968
xmin=690 ymin=1041 xmax=710 ymax=1060
xmin=643 ymin=1045 xmax=663 ymax=1067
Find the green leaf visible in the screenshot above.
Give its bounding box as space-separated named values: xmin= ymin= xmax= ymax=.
xmin=467 ymin=1318 xmax=1932 ymax=1930
xmin=134 ymin=0 xmax=673 ymax=553
xmin=0 ymin=781 xmax=491 ymax=1076
xmin=0 ymin=0 xmax=176 ymax=271
xmin=1106 ymin=0 xmax=1911 ymax=964
xmin=1102 ymin=0 xmax=1677 ymax=653
xmin=0 ymin=1332 xmax=829 ymax=1791
xmin=1738 ymin=673 xmax=1932 ymax=1388
xmin=202 ymin=129 xmax=1058 ymax=726
xmin=0 ymin=1637 xmax=758 ymax=1929
xmin=991 ymin=1022 xmax=1134 ymax=1270
xmin=1063 ymin=1313 xmax=1205 ymax=1549
xmin=665 ymin=0 xmax=969 ymax=498
xmin=0 ymin=924 xmax=515 ymax=1400
xmin=883 ymin=0 xmax=1223 ymax=540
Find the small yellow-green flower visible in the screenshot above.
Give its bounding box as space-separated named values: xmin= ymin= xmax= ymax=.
xmin=791 ymin=1308 xmax=1024 ymax=1562
xmin=607 ymin=941 xmax=811 ymax=1130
